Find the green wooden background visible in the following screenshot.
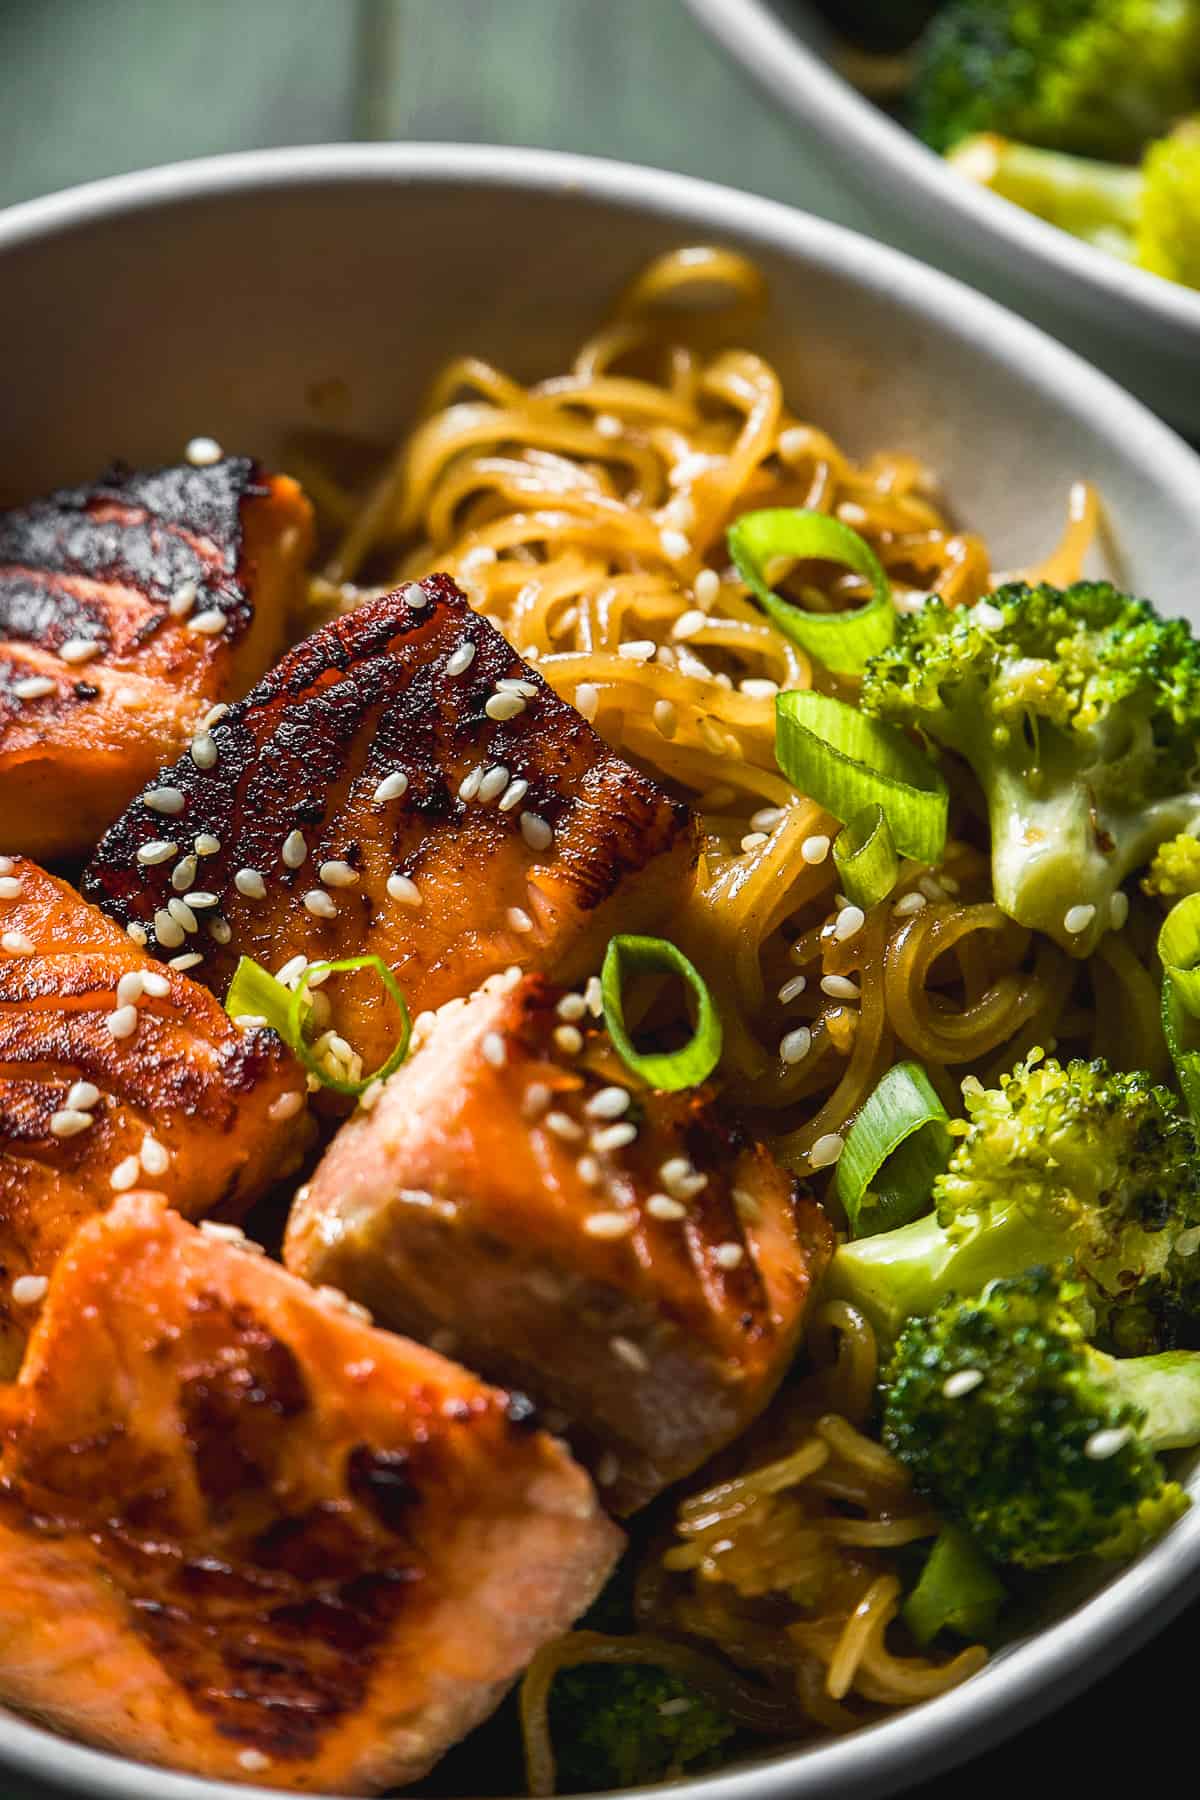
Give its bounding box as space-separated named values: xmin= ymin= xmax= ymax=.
xmin=0 ymin=2 xmax=1187 ymax=1797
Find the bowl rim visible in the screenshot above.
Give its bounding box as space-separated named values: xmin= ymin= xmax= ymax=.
xmin=684 ymin=0 xmax=1200 ymax=339
xmin=1 ymin=139 xmax=1200 ymax=1800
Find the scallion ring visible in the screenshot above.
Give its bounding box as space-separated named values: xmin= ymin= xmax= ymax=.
xmin=775 ymin=689 xmax=948 ymax=866
xmin=832 ymin=803 xmax=899 ymax=911
xmin=601 ymin=934 xmax=722 ymax=1091
xmin=836 ymin=1061 xmax=952 ymax=1236
xmin=225 ymin=953 xmax=411 ymax=1098
xmin=727 ymin=507 xmax=895 ymax=673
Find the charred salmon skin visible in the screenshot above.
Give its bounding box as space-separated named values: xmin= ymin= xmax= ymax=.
xmin=285 ymin=971 xmax=834 ymax=1512
xmin=0 ymin=1193 xmax=622 ymax=1792
xmin=0 ymin=457 xmax=313 ymax=860
xmin=0 ymin=855 xmax=306 ymax=1375
xmin=84 ymin=576 xmax=698 ymax=1074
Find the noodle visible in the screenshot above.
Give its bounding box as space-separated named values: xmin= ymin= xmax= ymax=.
xmin=297 ymin=248 xmax=1159 ymax=1788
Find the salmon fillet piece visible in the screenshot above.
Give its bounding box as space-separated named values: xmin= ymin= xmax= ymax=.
xmin=0 ymin=856 xmax=306 ymax=1376
xmin=0 ymin=457 xmax=313 ymax=860
xmin=0 ymin=1193 xmax=621 ymax=1792
xmin=285 ymin=972 xmax=834 ymax=1512
xmin=83 ymin=576 xmax=698 ymax=1074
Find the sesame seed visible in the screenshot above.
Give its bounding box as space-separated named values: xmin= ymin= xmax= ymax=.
xmin=557 ymin=992 xmax=587 ymax=1021
xmin=919 ymin=875 xmax=948 ymax=903
xmin=507 ymin=906 xmax=533 ymax=933
xmin=619 ymin=639 xmax=656 ymax=663
xmin=373 ymin=770 xmax=409 ymax=804
xmin=59 ymin=636 xmax=100 ymax=665
xmin=190 ymin=734 xmax=217 ymax=769
xmin=554 ymin=1024 xmax=583 ymax=1055
xmin=580 ymin=1155 xmax=606 ymax=1187
xmin=585 ymin=1211 xmax=635 ymax=1239
xmin=647 ymin=1193 xmax=686 ymax=1221
xmin=199 ymin=1219 xmax=248 ymax=1244
xmin=545 ymin=1110 xmax=584 ymax=1142
xmin=110 ymin=1155 xmax=140 ymax=1191
xmin=0 ymin=857 xmax=9 ymax=875
xmin=585 ymin=975 xmax=603 ymax=1015
xmin=523 ymin=1082 xmax=552 ymax=1119
xmin=183 ymin=890 xmax=219 ymax=910
xmin=810 ymin=1133 xmax=845 ymax=1169
xmin=1110 ymin=890 xmax=1130 ymax=930
xmin=234 ymin=868 xmax=266 ymax=900
xmin=50 ymin=1108 xmax=92 ymax=1138
xmin=320 ymin=860 xmax=359 ymax=888
xmin=11 ymin=1276 xmax=47 ymax=1306
xmin=778 ymin=974 xmax=808 ymax=1003
xmin=893 ymin=890 xmax=927 ymax=916
xmin=236 ymin=1750 xmax=271 ymax=1774
xmin=209 ymin=916 xmax=232 ymax=945
xmin=478 ymin=765 xmax=510 ymax=803
xmin=171 ymin=855 xmax=198 ymax=893
xmin=481 ymin=1030 xmax=507 ymax=1069
xmin=740 ymin=678 xmax=779 ymax=700
xmin=497 ymin=676 xmax=539 ymax=699
xmin=714 ymin=1242 xmax=745 ymax=1270
xmin=834 ymin=905 xmax=865 ymax=941
xmin=276 ymin=955 xmax=308 ymax=987
xmin=660 ymin=528 xmax=691 ymax=560
xmin=660 ymin=1157 xmax=708 ymax=1201
xmin=801 ymin=834 xmax=830 ymax=865
xmin=1 ymin=931 xmax=33 ymax=954
xmin=141 ymin=972 xmax=170 ymax=998
xmin=943 ymin=1369 xmax=984 ymax=1398
xmin=741 ymin=832 xmax=769 ymax=852
xmin=0 ymin=877 xmax=22 ymax=900
xmin=593 ymin=412 xmax=623 ymax=438
xmin=458 ymin=766 xmax=484 ymax=801
xmin=387 ymin=873 xmax=422 ymax=907
xmin=116 ymin=971 xmax=145 ymax=1007
xmin=137 ymin=840 xmax=178 ymax=866
xmin=194 ymin=832 xmax=220 ymax=856
xmin=269 ymin=1090 xmax=304 ymax=1122
xmin=304 ymin=889 xmax=337 ymax=918
xmin=1085 ymin=1425 xmax=1134 ymax=1460
xmin=611 ymin=1335 xmax=649 ymax=1371
xmin=168 ymin=580 xmax=197 ymax=618
xmin=153 ymin=908 xmax=185 ymax=949
xmin=13 ymin=676 xmax=55 ymax=700
xmin=694 ymin=568 xmax=720 ymax=608
xmin=233 ymin=1014 xmax=268 ymax=1030
xmin=66 ymin=1082 xmax=100 ymax=1111
xmin=402 ymin=582 xmax=428 ymax=609
xmin=140 ymin=1136 xmax=170 ymax=1176
xmin=126 ymin=922 xmax=149 ymax=946
xmin=780 ymin=1025 xmax=812 ymax=1065
xmin=653 ymin=698 xmax=677 ymax=738
xmin=105 ymin=1005 xmax=139 ymax=1040
xmin=486 ymin=691 xmax=526 ymax=721
xmin=446 ymin=641 xmax=477 ymax=677
xmin=576 ymin=683 xmax=599 ymax=721
xmin=145 ymin=787 xmax=185 ymax=815
xmin=732 ymin=1186 xmax=762 ymax=1223
xmin=751 ymin=806 xmax=785 ymax=833
xmin=521 ymin=812 xmax=554 ymax=851
xmin=185 ymin=435 xmax=223 ymax=466
xmin=821 ymin=974 xmax=861 ymax=1000
xmin=591 ymin=1121 xmax=637 ymax=1154
xmin=167 ymin=897 xmax=198 ymax=934
xmin=499 ymin=777 xmax=530 ymax=813
xmin=1064 ymin=903 xmax=1096 ymax=936
xmin=586 ymin=1086 xmax=631 ymax=1121
xmin=186 ymin=608 xmax=226 ymax=636
xmin=282 ymin=829 xmax=308 ymax=868
xmin=974 ymin=601 xmax=1005 ymax=630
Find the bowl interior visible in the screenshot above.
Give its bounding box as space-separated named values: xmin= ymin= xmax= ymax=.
xmin=1 ymin=147 xmax=1200 ymax=1800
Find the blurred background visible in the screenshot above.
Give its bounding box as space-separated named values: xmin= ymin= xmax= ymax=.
xmin=0 ymin=1 xmax=1186 ymax=1796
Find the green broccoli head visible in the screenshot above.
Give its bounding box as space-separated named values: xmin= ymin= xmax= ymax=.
xmin=1138 ymin=119 xmax=1200 ymax=289
xmin=911 ymin=0 xmax=1200 ymax=159
xmin=1144 ymin=831 xmax=1200 ymax=898
xmin=881 ymin=1269 xmax=1196 ymax=1567
xmin=860 ymin=581 xmax=1200 ymax=953
xmin=548 ymin=1663 xmax=736 ymax=1793
xmin=829 ymin=1053 xmax=1200 ymax=1352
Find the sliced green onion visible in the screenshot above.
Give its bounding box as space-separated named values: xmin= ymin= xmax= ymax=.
xmin=775 ymin=689 xmax=948 ymax=865
xmin=728 ymin=508 xmax=895 ymax=673
xmin=836 ymin=1061 xmax=951 ymax=1237
xmin=832 ymin=803 xmax=899 ymax=911
xmin=601 ymin=934 xmax=722 ymax=1091
xmin=902 ymin=1526 xmax=1005 ymax=1648
xmin=1158 ymin=896 xmax=1200 ymax=1121
xmin=224 ymin=952 xmax=410 ymax=1098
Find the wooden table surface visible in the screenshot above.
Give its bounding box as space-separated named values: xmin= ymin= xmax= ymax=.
xmin=0 ymin=2 xmax=1190 ymax=1796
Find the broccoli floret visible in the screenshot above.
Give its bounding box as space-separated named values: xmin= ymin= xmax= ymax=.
xmin=829 ymin=1053 xmax=1200 ymax=1352
xmin=860 ymin=581 xmax=1200 ymax=953
xmin=881 ymin=1269 xmax=1200 ymax=1567
xmin=946 ymin=121 xmax=1200 ymax=290
xmin=1144 ymin=831 xmax=1200 ymax=897
xmin=548 ymin=1663 xmax=736 ymax=1793
xmin=910 ymin=0 xmax=1200 ymax=159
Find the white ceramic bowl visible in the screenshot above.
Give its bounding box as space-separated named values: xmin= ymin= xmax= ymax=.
xmin=685 ymin=0 xmax=1200 ymax=435
xmin=1 ymin=144 xmax=1200 ymax=1800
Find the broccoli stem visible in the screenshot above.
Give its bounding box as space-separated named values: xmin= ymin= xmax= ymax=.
xmin=949 ymin=134 xmax=1141 ymax=254
xmin=1103 ymin=1349 xmax=1200 ymax=1450
xmin=902 ymin=1525 xmax=1005 ymax=1647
